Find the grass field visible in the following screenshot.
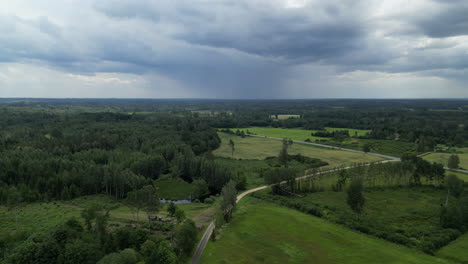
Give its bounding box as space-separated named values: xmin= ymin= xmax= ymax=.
xmin=0 ymin=195 xmax=214 ymax=236
xmin=215 ymin=157 xmax=326 ymax=189
xmin=231 ymin=127 xmax=370 ymax=141
xmin=253 ymin=185 xmax=465 ymax=253
xmin=450 ymin=171 xmax=468 ymax=182
xmin=270 ymin=114 xmax=301 ymax=120
xmin=227 ymin=127 xmax=415 ymax=157
xmin=214 ymin=133 xmax=383 ymax=169
xmin=155 ymin=179 xmax=195 ymax=200
xmin=423 ymin=152 xmax=468 ymax=170
xmin=436 ymin=233 xmax=468 ymax=263
xmin=200 ymin=197 xmax=452 ymax=264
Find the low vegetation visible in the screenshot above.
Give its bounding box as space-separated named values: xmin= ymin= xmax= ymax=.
xmin=424 ymin=152 xmax=468 ymax=170
xmin=214 ymin=133 xmax=383 ymax=168
xmin=200 ymin=197 xmax=453 ymax=264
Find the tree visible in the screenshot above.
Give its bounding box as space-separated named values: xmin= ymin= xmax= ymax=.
xmin=174 ymin=219 xmax=198 ymax=256
xmin=232 ymin=172 xmax=247 ymax=191
xmin=175 ymin=208 xmax=186 ymax=223
xmin=141 ymin=185 xmax=160 ymax=221
xmin=448 ymin=154 xmax=460 ymax=169
xmin=167 ymin=202 xmax=177 ymax=217
xmin=81 ymin=205 xmax=98 ymax=231
xmin=192 ymin=179 xmax=209 ymax=200
xmin=363 ymin=144 xmax=371 ymax=153
xmin=61 ymin=239 xmax=103 ymax=264
xmin=126 ymin=189 xmax=144 ymax=221
xmin=445 ymin=174 xmax=464 ymax=201
xmin=279 ymin=138 xmax=291 ymax=168
xmin=346 ymin=177 xmax=365 ymax=214
xmin=228 ymin=139 xmax=235 ymax=157
xmin=147 ymin=241 xmax=177 ymax=264
xmin=220 ymin=180 xmax=237 ymax=222
xmin=264 ymin=168 xmax=297 ymax=195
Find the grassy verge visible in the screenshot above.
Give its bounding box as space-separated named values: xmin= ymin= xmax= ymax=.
xmin=200 ymin=197 xmax=453 ymax=264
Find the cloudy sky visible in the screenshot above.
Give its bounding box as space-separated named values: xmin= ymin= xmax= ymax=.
xmin=0 ymin=0 xmax=467 ymax=98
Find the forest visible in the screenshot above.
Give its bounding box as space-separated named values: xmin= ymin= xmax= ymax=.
xmin=1 ymin=99 xmax=468 ymax=264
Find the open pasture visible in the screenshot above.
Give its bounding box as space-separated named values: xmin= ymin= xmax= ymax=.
xmin=200 ymin=197 xmax=452 ymax=264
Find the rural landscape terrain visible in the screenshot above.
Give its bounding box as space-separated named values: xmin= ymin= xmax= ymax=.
xmin=0 ymin=99 xmax=468 ymax=264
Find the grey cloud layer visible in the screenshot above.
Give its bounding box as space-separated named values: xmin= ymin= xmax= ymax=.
xmin=1 ymin=0 xmax=467 ymax=98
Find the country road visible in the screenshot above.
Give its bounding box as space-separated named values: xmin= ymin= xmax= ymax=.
xmin=190 ymin=159 xmax=397 ymax=264
xmin=190 ymin=135 xmax=468 ymax=264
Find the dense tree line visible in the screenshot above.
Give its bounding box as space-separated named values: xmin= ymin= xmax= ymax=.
xmin=0 ymin=110 xmax=230 ymax=205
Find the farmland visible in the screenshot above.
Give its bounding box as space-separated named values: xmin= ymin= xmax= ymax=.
xmin=214 ymin=133 xmax=384 ymax=168
xmin=423 ymin=152 xmax=468 ymax=170
xmin=231 ymin=127 xmax=370 ymax=141
xmin=200 ymin=197 xmax=453 ymax=264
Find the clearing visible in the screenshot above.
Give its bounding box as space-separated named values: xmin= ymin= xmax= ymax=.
xmin=423 ymin=152 xmax=468 ymax=170
xmin=214 ymin=133 xmax=384 ymax=169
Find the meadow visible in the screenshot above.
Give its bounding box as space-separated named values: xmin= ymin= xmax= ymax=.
xmin=200 ymin=197 xmax=453 ymax=264
xmin=231 ymin=127 xmax=370 ymax=141
xmin=214 ymin=133 xmax=383 ymax=169
xmin=0 ymin=195 xmax=215 ymax=236
xmin=436 ymin=233 xmax=468 ymax=263
xmin=252 ymin=185 xmax=462 ymax=254
xmin=270 ymin=114 xmax=301 ymax=120
xmin=155 ymin=178 xmax=195 ymax=200
xmin=424 ymin=152 xmax=468 ymax=170
xmin=227 ymin=127 xmax=415 ymax=157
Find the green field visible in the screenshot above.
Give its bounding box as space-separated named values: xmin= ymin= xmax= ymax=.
xmin=214 ymin=133 xmax=383 ymax=169
xmin=423 ymin=152 xmax=468 ymax=170
xmin=200 ymin=198 xmax=452 ymax=264
xmin=270 ymin=114 xmax=301 ymax=120
xmin=253 ymin=185 xmax=466 ymax=254
xmin=0 ymin=195 xmax=214 ymax=236
xmin=450 ymin=171 xmax=468 ymax=182
xmin=232 ymin=127 xmax=370 ymax=141
xmin=437 ymin=233 xmax=468 ymax=263
xmin=155 ymin=179 xmax=195 ymax=200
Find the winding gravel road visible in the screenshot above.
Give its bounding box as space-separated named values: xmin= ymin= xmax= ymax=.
xmin=190 ymin=135 xmax=468 ymax=264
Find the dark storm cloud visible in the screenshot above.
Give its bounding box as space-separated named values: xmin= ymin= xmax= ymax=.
xmin=414 ymin=2 xmax=468 ymax=38
xmin=95 ymin=0 xmax=368 ymax=62
xmin=1 ymin=0 xmax=468 ymax=98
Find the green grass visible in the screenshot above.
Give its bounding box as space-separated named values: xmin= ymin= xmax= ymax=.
xmin=0 ymin=195 xmax=214 ymax=236
xmin=450 ymin=171 xmax=468 ymax=182
xmin=436 ymin=233 xmax=468 ymax=263
xmin=214 ymin=133 xmax=383 ymax=169
xmin=270 ymin=114 xmax=301 ymax=120
xmin=424 ymin=152 xmax=468 ymax=170
xmin=215 ymin=157 xmax=325 ymax=189
xmin=231 ymin=127 xmax=370 ymax=141
xmin=155 ymin=179 xmax=194 ymax=200
xmin=254 ymin=185 xmax=465 ymax=253
xmin=200 ymin=197 xmax=453 ymax=264
xmin=227 ymin=127 xmax=414 ymax=157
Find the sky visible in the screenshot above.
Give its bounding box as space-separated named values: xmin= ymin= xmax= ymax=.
xmin=0 ymin=0 xmax=467 ymax=99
